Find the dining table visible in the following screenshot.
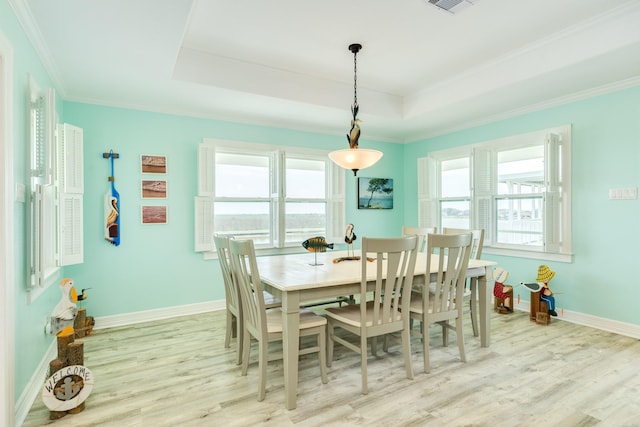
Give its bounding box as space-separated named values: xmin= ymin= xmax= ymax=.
xmin=255 ymin=249 xmax=497 ymax=410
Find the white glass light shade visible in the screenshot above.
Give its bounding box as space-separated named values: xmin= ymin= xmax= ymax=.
xmin=328 ymin=148 xmax=383 ymax=175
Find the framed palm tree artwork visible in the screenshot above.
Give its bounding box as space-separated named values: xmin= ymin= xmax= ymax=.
xmin=358 ymin=177 xmax=393 ymax=209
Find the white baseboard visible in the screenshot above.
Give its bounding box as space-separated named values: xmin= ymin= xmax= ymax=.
xmin=514 ymin=301 xmax=640 ymax=339
xmin=94 ymin=300 xmax=225 ymax=330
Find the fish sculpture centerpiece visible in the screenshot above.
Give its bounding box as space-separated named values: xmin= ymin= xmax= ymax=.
xmin=302 ymin=236 xmax=334 ymax=266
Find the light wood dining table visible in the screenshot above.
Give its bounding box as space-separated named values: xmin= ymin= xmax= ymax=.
xmin=255 ymin=250 xmax=497 ymax=410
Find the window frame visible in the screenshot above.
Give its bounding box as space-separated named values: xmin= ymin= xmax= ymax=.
xmin=196 ymin=139 xmax=345 ymax=258
xmin=418 ymin=125 xmax=572 ymax=262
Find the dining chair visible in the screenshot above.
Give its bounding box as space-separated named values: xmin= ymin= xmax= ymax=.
xmin=442 ymin=227 xmax=485 ymax=337
xmin=325 ymin=235 xmax=421 ymax=395
xmin=408 ymin=232 xmax=473 ymax=373
xmin=214 ymin=235 xmax=280 ymax=365
xmin=214 ymin=235 xmax=245 ymax=365
xmin=401 ymin=226 xmax=436 ymax=252
xmin=228 ymin=238 xmax=328 ymax=401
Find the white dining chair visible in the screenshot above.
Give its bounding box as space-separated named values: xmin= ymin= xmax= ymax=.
xmin=408 ymin=232 xmax=473 ymax=373
xmin=442 ymin=227 xmax=485 ymax=337
xmin=401 ymin=226 xmax=436 ymax=252
xmin=214 ymin=235 xmax=280 ymax=365
xmin=228 ymin=238 xmax=328 ymax=401
xmin=325 ymin=235 xmax=421 ymax=395
xmin=214 ymin=235 xmax=244 ymax=365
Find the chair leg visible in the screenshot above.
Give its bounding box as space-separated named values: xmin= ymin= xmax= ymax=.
xmin=225 ymin=310 xmax=233 ymax=348
xmin=235 ymin=314 xmax=244 ymax=366
xmin=257 ymin=338 xmax=267 ymax=401
xmin=371 ymin=337 xmax=378 ymax=357
xmin=241 ymin=329 xmax=251 ymax=376
xmin=422 ymin=318 xmax=431 ymax=374
xmin=402 ymin=325 xmax=414 ymax=380
xmin=470 ymin=278 xmax=479 ymax=337
xmin=327 ymin=320 xmax=334 ymax=368
xmin=441 ymin=321 xmax=449 ymax=347
xmin=360 ymin=334 xmax=368 ymax=395
xmin=318 ymin=327 xmax=328 ymax=384
xmin=456 ymin=316 xmax=466 ymax=363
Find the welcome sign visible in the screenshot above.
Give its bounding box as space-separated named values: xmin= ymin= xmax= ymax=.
xmin=42 ymin=365 xmax=94 ymax=412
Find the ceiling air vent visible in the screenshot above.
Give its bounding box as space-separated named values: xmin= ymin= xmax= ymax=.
xmin=425 ymin=0 xmax=479 ymax=14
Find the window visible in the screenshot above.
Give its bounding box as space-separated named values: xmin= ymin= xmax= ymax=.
xmin=418 ymin=125 xmax=571 ymax=261
xmin=195 ymin=139 xmax=345 ymax=255
xmin=26 ymin=76 xmax=84 ymax=300
xmin=440 ymin=157 xmax=470 ymax=229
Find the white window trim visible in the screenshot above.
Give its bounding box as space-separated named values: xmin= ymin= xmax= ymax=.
xmin=418 ymin=125 xmax=572 ymax=262
xmin=195 ymin=138 xmax=345 ymax=259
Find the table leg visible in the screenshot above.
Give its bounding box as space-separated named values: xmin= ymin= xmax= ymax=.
xmin=478 ymin=269 xmax=491 ymax=347
xmin=282 ymin=291 xmax=300 ymax=410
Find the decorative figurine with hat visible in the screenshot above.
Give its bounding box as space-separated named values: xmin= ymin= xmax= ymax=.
xmin=493 ymin=267 xmax=513 ymax=313
xmin=537 ymin=265 xmax=558 ymax=317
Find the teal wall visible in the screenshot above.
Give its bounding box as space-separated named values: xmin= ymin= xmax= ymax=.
xmin=403 ymin=87 xmax=640 ymax=325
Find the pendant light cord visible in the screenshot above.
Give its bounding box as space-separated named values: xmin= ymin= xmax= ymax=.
xmin=352 ymin=49 xmax=358 ymax=116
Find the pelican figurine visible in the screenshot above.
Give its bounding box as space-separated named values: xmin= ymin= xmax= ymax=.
xmin=346 ymin=104 xmax=362 ymax=149
xmin=50 ymin=278 xmax=79 ymax=336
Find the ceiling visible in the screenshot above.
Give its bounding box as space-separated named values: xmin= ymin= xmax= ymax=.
xmin=13 ymin=0 xmax=640 ymax=142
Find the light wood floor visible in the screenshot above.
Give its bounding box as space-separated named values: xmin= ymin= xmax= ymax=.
xmin=23 ymin=307 xmax=640 ymax=426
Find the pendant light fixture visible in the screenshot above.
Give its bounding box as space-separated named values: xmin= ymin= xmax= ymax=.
xmin=328 ymin=43 xmax=383 ymax=176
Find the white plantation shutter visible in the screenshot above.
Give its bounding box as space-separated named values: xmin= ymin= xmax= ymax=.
xmin=195 ymin=144 xmax=216 ymax=252
xmin=417 ymin=156 xmax=438 ymax=229
xmin=328 ymin=163 xmax=345 ymax=242
xmin=473 ymin=148 xmax=493 ymax=246
xmin=194 ymin=196 xmax=214 ymax=252
xmin=59 ymin=193 xmax=83 ymax=265
xmin=58 ymin=124 xmax=84 ymax=193
xmin=198 ymin=144 xmax=215 ymax=197
xmin=57 ymin=123 xmax=84 ymax=266
xmin=544 ymin=133 xmax=561 ymax=253
xmin=30 ymin=184 xmax=44 ymax=287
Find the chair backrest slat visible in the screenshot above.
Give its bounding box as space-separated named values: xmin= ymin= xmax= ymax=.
xmin=229 ymin=239 xmax=267 ymax=338
xmin=426 ymin=233 xmax=473 ymax=315
xmin=361 ymin=236 xmax=422 ymax=328
xmin=214 ymin=235 xmax=241 ymax=313
xmin=442 ymin=227 xmax=484 ymax=260
xmin=401 ymin=226 xmax=436 ymax=252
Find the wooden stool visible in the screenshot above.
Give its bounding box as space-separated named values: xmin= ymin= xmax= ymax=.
xmin=529 ymin=291 xmax=550 ymax=324
xmin=494 ymin=288 xmax=513 ymax=313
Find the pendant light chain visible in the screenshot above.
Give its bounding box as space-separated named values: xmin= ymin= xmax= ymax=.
xmin=328 ymin=42 xmax=382 ymax=176
xmin=353 ymin=49 xmax=358 ymax=112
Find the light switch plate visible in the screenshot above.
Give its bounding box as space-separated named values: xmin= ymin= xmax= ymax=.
xmin=609 ymin=187 xmax=638 ymax=200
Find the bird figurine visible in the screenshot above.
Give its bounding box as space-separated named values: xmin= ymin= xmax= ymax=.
xmin=77 ymin=288 xmax=90 ymax=302
xmin=346 ymin=105 xmax=362 ymax=149
xmin=50 ymin=278 xmax=79 ymax=336
xmin=344 ymin=224 xmax=357 ymax=257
